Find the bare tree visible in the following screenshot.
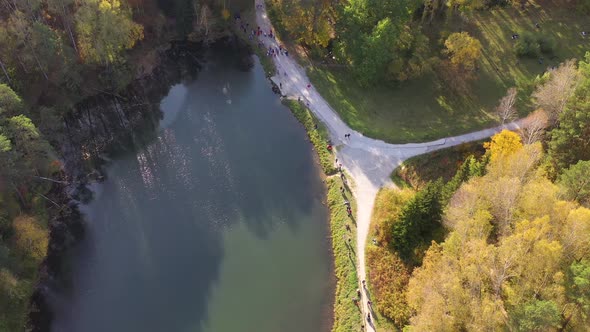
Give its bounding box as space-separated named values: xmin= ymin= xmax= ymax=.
xmin=197 ymin=4 xmax=212 ymax=36
xmin=532 ymin=59 xmax=580 ymax=124
xmin=495 ymin=87 xmax=518 ymax=124
xmin=519 ymin=109 xmax=549 ymax=144
xmin=0 ymin=57 xmax=11 ymax=83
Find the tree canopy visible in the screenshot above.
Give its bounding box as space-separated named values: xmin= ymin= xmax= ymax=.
xmin=548 ymin=52 xmax=590 ymax=171
xmin=443 ymin=32 xmax=482 ymax=72
xmin=75 ymin=0 xmax=144 ymax=65
xmin=406 ymin=135 xmax=590 ymax=331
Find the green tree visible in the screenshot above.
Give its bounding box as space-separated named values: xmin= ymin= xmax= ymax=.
xmin=334 ymin=0 xmax=421 ymax=85
xmin=0 ymin=84 xmax=23 ymax=114
xmin=567 ymin=260 xmax=590 ymax=327
xmin=549 ymin=53 xmax=590 ymax=171
xmin=559 ymin=160 xmax=590 ymax=206
xmin=4 ymin=115 xmax=52 ymax=173
xmin=511 ymin=300 xmax=561 ymax=332
xmin=391 ymin=180 xmax=444 ymax=263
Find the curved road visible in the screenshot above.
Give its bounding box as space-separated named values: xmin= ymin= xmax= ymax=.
xmin=255 ymin=5 xmax=522 ymax=331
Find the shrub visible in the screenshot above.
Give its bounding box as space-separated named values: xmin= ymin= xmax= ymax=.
xmin=515 ymin=33 xmax=540 ymax=57
xmin=366 ymin=246 xmax=411 ymax=328
xmin=12 ymin=215 xmax=48 ymax=262
xmin=538 ymin=36 xmax=556 ymax=54
xmin=515 ymin=33 xmax=555 ymax=57
xmin=578 ymin=0 xmax=590 ymax=13
xmin=372 ymin=188 xmax=415 ymax=245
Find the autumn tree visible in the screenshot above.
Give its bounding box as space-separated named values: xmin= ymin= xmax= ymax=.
xmin=443 ymin=32 xmax=482 ymax=72
xmin=366 ymin=188 xmax=415 ymax=327
xmin=495 ymin=87 xmax=518 ymax=124
xmin=276 ymin=0 xmax=333 ymax=48
xmin=75 ymin=0 xmax=144 ymax=65
xmin=519 ymin=109 xmax=548 ymax=144
xmin=407 ymin=144 xmax=590 ymax=331
xmin=533 ymin=59 xmax=580 ymax=123
xmin=483 ymin=129 xmax=522 ymax=163
xmin=12 ymin=215 xmax=48 ymax=261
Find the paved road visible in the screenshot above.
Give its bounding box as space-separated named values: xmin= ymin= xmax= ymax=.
xmin=255 ymin=4 xmax=522 ymax=331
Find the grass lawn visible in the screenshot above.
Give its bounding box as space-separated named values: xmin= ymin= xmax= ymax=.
xmin=308 ymin=0 xmax=590 ymax=143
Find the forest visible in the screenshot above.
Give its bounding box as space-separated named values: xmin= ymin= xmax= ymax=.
xmin=1 ymin=0 xmax=589 ymax=329
xmin=0 ymin=0 xmax=239 ymax=329
xmin=367 ymin=53 xmax=590 ymax=331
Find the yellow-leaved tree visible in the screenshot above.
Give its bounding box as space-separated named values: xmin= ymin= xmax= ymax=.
xmin=12 ymin=215 xmax=48 ymax=262
xmin=406 ymin=140 xmax=590 ymax=331
xmin=75 ymin=0 xmax=144 ymax=65
xmin=483 ymin=129 xmax=523 ymax=163
xmin=444 ymin=32 xmax=482 ymax=72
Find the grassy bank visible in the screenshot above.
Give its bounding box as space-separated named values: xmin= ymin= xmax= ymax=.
xmin=392 ymin=141 xmax=486 ymax=189
xmin=283 ymin=99 xmax=360 ymax=331
xmin=326 ymin=177 xmax=362 ymax=332
xmin=283 ymin=99 xmax=337 ymax=175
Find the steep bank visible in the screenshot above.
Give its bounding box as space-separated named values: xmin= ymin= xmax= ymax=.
xmin=29 ymin=37 xmax=253 ymax=332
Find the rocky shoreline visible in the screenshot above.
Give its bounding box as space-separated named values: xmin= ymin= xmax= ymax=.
xmin=28 ymin=36 xmax=253 ymax=332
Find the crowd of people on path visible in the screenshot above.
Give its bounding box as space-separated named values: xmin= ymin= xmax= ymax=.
xmin=352 ymin=279 xmax=375 ymax=330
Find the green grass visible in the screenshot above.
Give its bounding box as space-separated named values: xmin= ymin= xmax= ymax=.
xmin=283 ymin=99 xmax=337 ymax=175
xmin=392 ymin=141 xmax=486 ymax=189
xmin=326 ymin=176 xmax=362 ymax=332
xmin=307 ymin=1 xmax=590 ymax=143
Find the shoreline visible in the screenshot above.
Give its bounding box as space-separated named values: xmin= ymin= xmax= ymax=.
xmin=280 ymin=99 xmax=362 ymax=331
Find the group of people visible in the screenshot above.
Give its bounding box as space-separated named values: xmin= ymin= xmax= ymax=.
xmin=266 ymin=45 xmax=288 ymax=57
xmin=344 ymin=199 xmax=352 ymax=217
xmin=354 ymin=279 xmax=374 ymax=329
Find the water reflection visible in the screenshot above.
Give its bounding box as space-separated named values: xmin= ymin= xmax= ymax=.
xmin=51 ymin=51 xmax=332 ymax=332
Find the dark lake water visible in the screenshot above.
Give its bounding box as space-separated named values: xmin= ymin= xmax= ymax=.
xmin=50 ymin=52 xmax=333 ymax=332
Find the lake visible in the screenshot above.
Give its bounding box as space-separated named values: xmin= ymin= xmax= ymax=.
xmin=50 ymin=50 xmax=333 ymax=332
